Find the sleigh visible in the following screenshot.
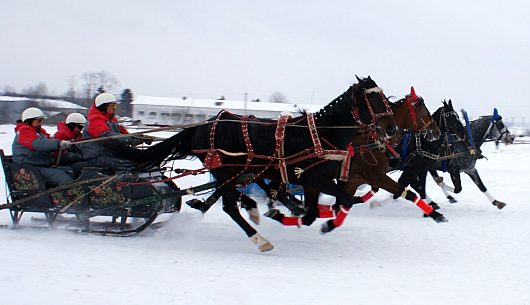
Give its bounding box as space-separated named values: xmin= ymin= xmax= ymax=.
xmin=0 ymin=149 xmax=183 ymax=236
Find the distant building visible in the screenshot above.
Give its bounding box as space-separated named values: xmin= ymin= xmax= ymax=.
xmin=0 ymin=96 xmax=86 ymax=124
xmin=131 ymin=96 xmax=322 ymax=126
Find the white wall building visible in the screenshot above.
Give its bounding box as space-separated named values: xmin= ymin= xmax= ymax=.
xmin=131 ymin=96 xmax=322 ymax=126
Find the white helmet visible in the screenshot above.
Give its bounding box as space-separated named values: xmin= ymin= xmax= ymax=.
xmin=21 ymin=107 xmax=45 ymax=122
xmin=66 ymin=113 xmax=87 ymax=125
xmin=94 ymin=93 xmax=117 ymax=107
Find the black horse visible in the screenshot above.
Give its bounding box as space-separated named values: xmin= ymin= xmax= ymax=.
xmin=411 ymin=107 xmax=514 ymax=209
xmin=366 ymin=100 xmax=468 ymax=213
xmin=108 ymin=76 xmax=397 ymax=251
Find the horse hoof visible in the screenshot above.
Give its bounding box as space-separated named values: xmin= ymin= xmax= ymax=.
xmin=320 ymin=221 xmax=336 ymax=234
xmin=493 ymin=200 xmax=507 ymax=210
xmin=429 ymin=202 xmax=441 ymax=210
xmin=448 ymin=196 xmax=458 ymax=203
xmin=250 ymin=233 xmax=274 ymax=252
xmin=259 ymin=242 xmax=274 ymax=252
xmin=429 ymin=210 xmax=448 ymax=223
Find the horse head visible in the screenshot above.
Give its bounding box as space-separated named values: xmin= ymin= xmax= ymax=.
xmin=350 ymin=75 xmax=397 ymax=140
xmin=433 ymin=99 xmax=468 ymax=141
xmin=393 ymin=86 xmax=441 ymax=141
xmin=488 ymin=108 xmax=515 ymax=145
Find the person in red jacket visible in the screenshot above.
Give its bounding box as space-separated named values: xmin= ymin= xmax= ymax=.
xmin=54 ymin=113 xmax=86 ymax=141
xmin=54 ymin=112 xmax=87 ymax=169
xmin=80 ymin=93 xmax=150 ymax=170
xmin=12 ymin=107 xmax=74 ymax=187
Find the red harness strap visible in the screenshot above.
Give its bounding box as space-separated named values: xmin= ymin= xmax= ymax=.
xmin=275 ymin=115 xmax=290 ymax=183
xmin=203 ymin=111 xmax=224 ymax=169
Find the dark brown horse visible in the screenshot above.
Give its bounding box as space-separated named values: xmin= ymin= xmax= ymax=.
xmin=266 ymin=87 xmax=447 ymax=232
xmin=107 ymin=76 xmax=397 ymax=251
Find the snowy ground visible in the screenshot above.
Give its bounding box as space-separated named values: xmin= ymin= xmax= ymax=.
xmin=0 ymin=124 xmax=529 ymax=305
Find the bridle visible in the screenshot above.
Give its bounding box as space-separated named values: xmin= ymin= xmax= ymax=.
xmin=350 ymin=86 xmax=394 ymax=139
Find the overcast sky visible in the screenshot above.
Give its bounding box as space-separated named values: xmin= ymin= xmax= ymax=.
xmin=1 ymin=0 xmax=529 ymax=119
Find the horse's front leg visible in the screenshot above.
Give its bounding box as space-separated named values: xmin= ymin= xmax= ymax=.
xmin=450 ymin=171 xmax=463 ymax=194
xmin=375 ymin=174 xmax=446 ymax=223
xmin=465 ymin=167 xmax=507 ymax=209
xmin=430 ymin=170 xmax=457 ymax=203
xmin=214 ymin=172 xmax=273 ymax=252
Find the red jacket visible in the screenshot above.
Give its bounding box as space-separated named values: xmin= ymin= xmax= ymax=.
xmin=15 ymin=123 xmax=53 ymax=150
xmin=54 ymin=122 xmax=82 ymax=141
xmin=86 ymin=103 xmax=128 ymax=138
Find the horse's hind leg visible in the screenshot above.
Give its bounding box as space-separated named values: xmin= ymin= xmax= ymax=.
xmin=465 ymin=167 xmax=507 ymax=209
xmin=216 ymin=176 xmax=273 ymax=252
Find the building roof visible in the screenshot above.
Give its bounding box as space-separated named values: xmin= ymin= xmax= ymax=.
xmin=132 ymin=96 xmax=323 ymax=113
xmin=0 ymin=95 xmax=86 ymax=109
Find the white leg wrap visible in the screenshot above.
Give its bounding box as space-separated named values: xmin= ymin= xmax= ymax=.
xmin=248 ymin=208 xmax=260 ymax=225
xmin=484 ymin=191 xmax=495 ymax=203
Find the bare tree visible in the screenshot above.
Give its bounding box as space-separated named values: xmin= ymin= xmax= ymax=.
xmin=22 ymin=82 xmax=48 ymax=96
xmin=64 ymin=75 xmax=79 ymax=98
xmin=81 ymin=70 xmax=120 ymax=98
xmin=269 ymin=91 xmax=288 ymax=103
xmin=2 ymin=85 xmax=17 ymax=95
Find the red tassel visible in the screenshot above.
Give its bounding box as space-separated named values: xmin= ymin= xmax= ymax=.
xmin=410 ymin=86 xmax=417 ymax=100
xmin=413 ymin=196 xmax=434 ymax=214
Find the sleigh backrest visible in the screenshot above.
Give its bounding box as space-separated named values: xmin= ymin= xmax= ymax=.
xmin=0 ymin=149 xmax=51 ymax=209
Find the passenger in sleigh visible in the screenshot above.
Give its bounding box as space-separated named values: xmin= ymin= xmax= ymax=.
xmin=12 ymin=107 xmax=75 ymax=187
xmin=53 ymin=112 xmax=89 ymax=175
xmin=80 ymin=93 xmax=153 ymax=171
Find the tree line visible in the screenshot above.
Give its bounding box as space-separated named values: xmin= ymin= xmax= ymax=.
xmin=1 ymin=70 xmax=133 ymax=117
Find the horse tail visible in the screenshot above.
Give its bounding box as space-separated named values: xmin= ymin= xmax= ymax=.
xmin=104 ymin=126 xmax=197 ymax=170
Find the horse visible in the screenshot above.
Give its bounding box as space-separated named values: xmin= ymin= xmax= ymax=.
xmin=265 ymin=86 xmax=448 ymax=232
xmin=108 ymin=76 xmax=397 ymax=252
xmin=411 ymin=107 xmax=514 ymax=209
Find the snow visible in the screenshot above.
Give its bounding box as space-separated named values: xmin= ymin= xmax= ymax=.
xmin=0 ymin=123 xmax=529 ymax=305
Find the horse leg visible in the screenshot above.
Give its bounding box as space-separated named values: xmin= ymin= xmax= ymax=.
xmin=264 ymin=187 xmax=320 ymax=227
xmin=316 ymin=179 xmax=364 ymax=234
xmin=430 ymin=170 xmax=457 ymax=203
xmin=239 ymin=193 xmax=260 ymax=224
xmin=215 ymin=173 xmax=273 ymax=252
xmin=465 ymin=167 xmax=507 ymax=209
xmin=375 ymin=174 xmax=447 ymax=223
xmin=449 ymin=171 xmax=463 ymax=194
xmin=186 ymin=188 xmax=221 ymax=213
xmin=410 ymin=171 xmax=440 ymax=211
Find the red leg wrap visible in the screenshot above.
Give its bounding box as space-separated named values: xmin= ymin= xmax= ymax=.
xmin=332 ymin=206 xmax=350 ymax=227
xmin=319 ymin=210 xmax=335 ymax=218
xmin=318 ymin=204 xmax=333 ymax=211
xmin=361 ymin=190 xmax=375 ymax=202
xmin=414 ymin=196 xmax=434 ymax=214
xmin=282 ymin=216 xmax=302 ymax=226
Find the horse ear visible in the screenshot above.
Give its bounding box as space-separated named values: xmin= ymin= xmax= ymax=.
xmin=443 ymin=100 xmax=448 ymax=107
xmin=448 ymin=99 xmax=453 ymax=108
xmin=367 ymin=75 xmax=372 ymax=80
xmin=410 ymin=86 xmax=417 ymax=100
xmin=355 ymin=75 xmax=362 ymax=82
xmin=493 ymin=108 xmax=499 ymax=117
